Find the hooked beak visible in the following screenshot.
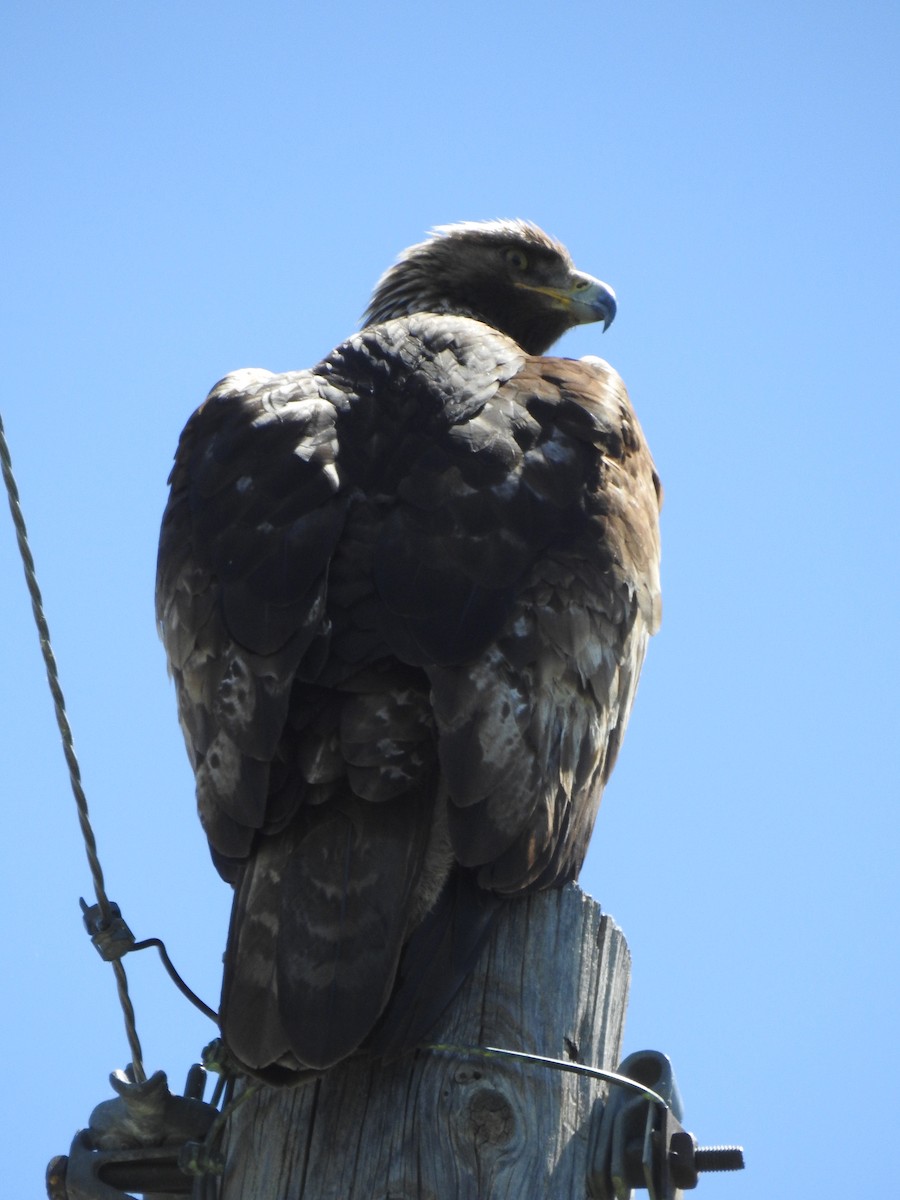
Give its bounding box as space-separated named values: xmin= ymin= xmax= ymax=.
xmin=515 ymin=270 xmax=617 ymax=331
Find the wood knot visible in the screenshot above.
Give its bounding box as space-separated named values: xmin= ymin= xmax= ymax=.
xmin=453 ymin=1065 xmax=483 ymax=1084
xmin=466 ymin=1087 xmax=515 ymax=1147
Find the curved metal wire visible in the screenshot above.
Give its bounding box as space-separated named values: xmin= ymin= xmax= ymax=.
xmin=132 ymin=938 xmax=219 ymax=1023
xmin=425 ymin=1043 xmax=670 ymax=1107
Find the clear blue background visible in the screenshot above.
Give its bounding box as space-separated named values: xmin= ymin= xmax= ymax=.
xmin=2 ymin=2 xmax=897 ymax=1196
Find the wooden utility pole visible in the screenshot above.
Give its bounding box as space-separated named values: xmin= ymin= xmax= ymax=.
xmin=221 ymin=884 xmax=630 ymax=1199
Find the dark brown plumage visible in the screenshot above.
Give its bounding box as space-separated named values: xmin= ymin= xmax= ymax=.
xmin=156 ymin=219 xmax=661 ymax=1078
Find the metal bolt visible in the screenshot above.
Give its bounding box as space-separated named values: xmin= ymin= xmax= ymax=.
xmin=669 ymin=1131 xmax=745 ymax=1188
xmin=695 ymin=1145 xmax=746 ymax=1174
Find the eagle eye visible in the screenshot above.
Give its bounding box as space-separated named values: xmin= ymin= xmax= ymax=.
xmin=504 ymin=247 xmax=528 ymax=271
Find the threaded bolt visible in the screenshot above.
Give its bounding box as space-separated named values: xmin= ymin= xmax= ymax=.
xmin=695 ymin=1145 xmax=745 ymax=1173
xmin=669 ymin=1131 xmax=745 ymax=1187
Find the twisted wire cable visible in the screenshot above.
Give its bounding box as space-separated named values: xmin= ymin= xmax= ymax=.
xmin=1 ymin=411 xmax=146 ymax=1082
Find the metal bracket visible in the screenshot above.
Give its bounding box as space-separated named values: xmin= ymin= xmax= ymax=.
xmin=46 ymin=1064 xmax=221 ymax=1200
xmin=80 ymin=899 xmax=136 ymax=963
xmin=587 ymin=1050 xmax=744 ymax=1199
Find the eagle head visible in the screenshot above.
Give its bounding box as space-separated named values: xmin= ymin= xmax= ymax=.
xmin=363 ymin=219 xmax=617 ymax=355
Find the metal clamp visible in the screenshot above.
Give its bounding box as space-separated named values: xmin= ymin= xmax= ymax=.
xmin=80 ymin=899 xmax=136 ymax=963
xmin=46 ymin=1064 xmax=221 ymax=1200
xmin=588 ymin=1050 xmax=744 ymax=1199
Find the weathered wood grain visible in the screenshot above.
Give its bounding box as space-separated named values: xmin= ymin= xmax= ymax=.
xmin=221 ymin=884 xmax=630 ymax=1199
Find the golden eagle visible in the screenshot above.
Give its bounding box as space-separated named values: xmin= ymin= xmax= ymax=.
xmin=156 ymin=220 xmax=662 ymax=1078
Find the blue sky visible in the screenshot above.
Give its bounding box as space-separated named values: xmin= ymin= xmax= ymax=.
xmin=2 ymin=2 xmax=897 ymax=1195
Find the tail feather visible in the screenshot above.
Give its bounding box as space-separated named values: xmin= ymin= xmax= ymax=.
xmin=220 ymin=791 xmax=440 ymax=1073
xmin=365 ymin=868 xmax=502 ymax=1056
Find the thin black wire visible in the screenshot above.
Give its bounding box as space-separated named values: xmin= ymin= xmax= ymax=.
xmin=0 ymin=411 xmax=146 ymax=1082
xmin=132 ymin=938 xmax=219 ymax=1023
